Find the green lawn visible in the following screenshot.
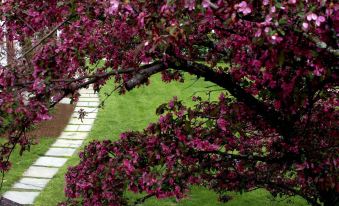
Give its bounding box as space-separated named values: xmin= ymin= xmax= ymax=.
xmin=35 ymin=74 xmax=309 ymax=206
xmin=0 ymin=138 xmax=56 ymax=194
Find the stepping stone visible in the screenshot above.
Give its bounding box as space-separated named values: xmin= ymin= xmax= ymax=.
xmin=34 ymin=156 xmax=68 ymax=167
xmin=3 ymin=191 xmax=40 ymax=205
xmin=78 ymin=97 xmax=99 ymax=102
xmin=13 ymin=178 xmax=50 ymax=190
xmin=88 ymin=102 xmax=100 ymax=107
xmin=79 ymin=94 xmax=98 ymax=98
xmin=45 ymin=148 xmax=76 ymax=157
xmin=53 ymin=139 xmax=84 ymax=148
xmin=64 ymin=125 xmax=79 ymax=132
xmin=23 ymin=166 xmax=58 ymax=178
xmin=76 ymin=102 xmax=100 ymax=107
xmin=59 ymin=97 xmax=72 ymax=104
xmin=79 ymin=88 xmax=94 ymax=91
xmin=72 ymin=112 xmax=97 ymax=119
xmin=2 ymin=87 xmax=98 ymax=205
xmin=76 ymin=102 xmax=90 ymax=107
xmin=65 ymin=125 xmax=92 ymax=132
xmin=59 ymin=132 xmax=88 ymax=140
xmin=74 ymin=107 xmax=99 ymax=113
xmin=69 ymin=118 xmax=95 ymax=125
xmin=77 ymin=125 xmax=92 ymax=132
xmin=79 ymin=88 xmax=95 ymax=93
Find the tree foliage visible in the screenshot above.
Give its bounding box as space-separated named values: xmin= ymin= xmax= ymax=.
xmin=0 ymin=0 xmax=338 ymax=205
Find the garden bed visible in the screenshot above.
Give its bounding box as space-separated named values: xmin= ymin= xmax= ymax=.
xmin=0 ymin=103 xmax=75 ymax=195
xmin=28 ymin=103 xmax=75 ymax=138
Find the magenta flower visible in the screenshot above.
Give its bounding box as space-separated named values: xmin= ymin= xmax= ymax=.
xmin=108 ymin=0 xmax=119 ymax=15
xmin=302 ymin=22 xmax=309 ymax=30
xmin=306 ymin=12 xmax=325 ymax=26
xmin=235 ymin=1 xmax=252 ymax=16
xmin=307 ymin=13 xmax=318 ymax=21
xmin=315 ymin=16 xmax=326 ymax=26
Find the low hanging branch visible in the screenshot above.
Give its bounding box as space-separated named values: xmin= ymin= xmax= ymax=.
xmin=0 ymin=1 xmax=337 ymax=206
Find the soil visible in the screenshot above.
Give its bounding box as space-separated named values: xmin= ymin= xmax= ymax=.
xmin=0 ymin=197 xmax=22 ymax=206
xmin=28 ymin=104 xmax=75 ymax=139
xmin=0 ymin=103 xmax=75 ymax=139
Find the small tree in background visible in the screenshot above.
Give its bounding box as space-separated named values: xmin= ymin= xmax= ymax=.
xmin=0 ymin=1 xmax=338 ymax=205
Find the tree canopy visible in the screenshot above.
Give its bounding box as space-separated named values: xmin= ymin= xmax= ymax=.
xmin=0 ymin=0 xmax=338 ymax=206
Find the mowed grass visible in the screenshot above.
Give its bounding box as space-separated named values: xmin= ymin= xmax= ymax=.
xmin=0 ymin=138 xmax=55 ymax=194
xmin=35 ymin=74 xmax=309 ymax=206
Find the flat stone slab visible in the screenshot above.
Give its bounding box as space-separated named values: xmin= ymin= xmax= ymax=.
xmin=79 ymin=89 xmax=95 ymax=94
xmin=23 ymin=166 xmax=58 ymax=178
xmin=69 ymin=118 xmax=95 ymax=125
xmin=89 ymin=102 xmax=100 ymax=107
xmin=45 ymin=148 xmax=76 ymax=157
xmin=59 ymin=132 xmax=88 ymax=140
xmin=59 ymin=97 xmax=72 ymax=104
xmin=64 ymin=125 xmax=79 ymax=132
xmin=3 ymin=191 xmax=40 ymax=205
xmin=13 ymin=178 xmax=50 ymax=190
xmin=78 ymin=97 xmax=99 ymax=102
xmin=52 ymin=139 xmax=84 ymax=148
xmin=64 ymin=125 xmax=93 ymax=132
xmin=72 ymin=112 xmax=97 ymax=119
xmin=77 ymin=125 xmax=92 ymax=132
xmin=79 ymin=94 xmax=98 ymax=98
xmin=45 ymin=148 xmax=75 ymax=157
xmin=76 ymin=102 xmax=100 ymax=107
xmin=34 ymin=156 xmax=68 ymax=167
xmin=74 ymin=107 xmax=99 ymax=113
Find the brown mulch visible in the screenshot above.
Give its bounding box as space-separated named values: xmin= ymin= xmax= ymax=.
xmin=29 ymin=104 xmax=75 ymax=139
xmin=0 ymin=197 xmax=22 ymax=206
xmin=1 ymin=104 xmax=75 ymax=139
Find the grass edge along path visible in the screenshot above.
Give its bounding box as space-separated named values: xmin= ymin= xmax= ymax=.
xmin=35 ymin=74 xmax=308 ymax=206
xmin=0 ymin=138 xmax=56 ymax=194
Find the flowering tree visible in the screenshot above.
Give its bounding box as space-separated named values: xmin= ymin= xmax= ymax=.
xmin=0 ymin=0 xmax=338 ymax=206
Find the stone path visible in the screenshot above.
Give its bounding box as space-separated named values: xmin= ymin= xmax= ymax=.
xmin=3 ymin=87 xmax=99 ymax=205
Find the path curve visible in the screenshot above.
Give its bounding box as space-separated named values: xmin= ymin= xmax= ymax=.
xmin=3 ymin=86 xmax=99 ymax=205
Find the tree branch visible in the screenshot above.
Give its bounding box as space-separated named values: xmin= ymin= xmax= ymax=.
xmin=132 ymin=194 xmax=155 ymax=206
xmin=258 ymin=181 xmax=321 ymax=206
xmin=198 ymin=150 xmax=297 ymax=164
xmin=170 ymin=60 xmax=294 ymax=140
xmin=125 ymin=63 xmax=166 ymax=90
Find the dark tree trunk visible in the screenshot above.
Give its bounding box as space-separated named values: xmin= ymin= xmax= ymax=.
xmin=321 ymin=191 xmax=339 ymax=206
xmin=5 ymin=35 xmax=15 ymax=65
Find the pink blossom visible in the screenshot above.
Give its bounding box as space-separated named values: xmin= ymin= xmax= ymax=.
xmin=123 ymin=159 xmax=135 ymax=175
xmin=217 ymin=118 xmax=228 ymax=131
xmin=235 ymin=1 xmax=252 ymax=16
xmin=307 ymin=13 xmax=318 ymax=21
xmin=108 ymin=0 xmax=119 ymax=15
xmin=302 ymin=22 xmax=309 ymax=30
xmin=185 ymin=0 xmax=195 ymax=10
xmin=255 ymin=29 xmax=262 ymax=37
xmin=271 ymin=6 xmax=276 ymax=13
xmin=314 ymin=66 xmax=324 ymax=76
xmin=202 ymin=0 xmax=210 ymax=8
xmin=271 ymin=34 xmax=283 ymax=44
xmin=315 ymin=16 xmax=325 ymax=26
xmin=306 ymin=13 xmax=326 ymax=26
